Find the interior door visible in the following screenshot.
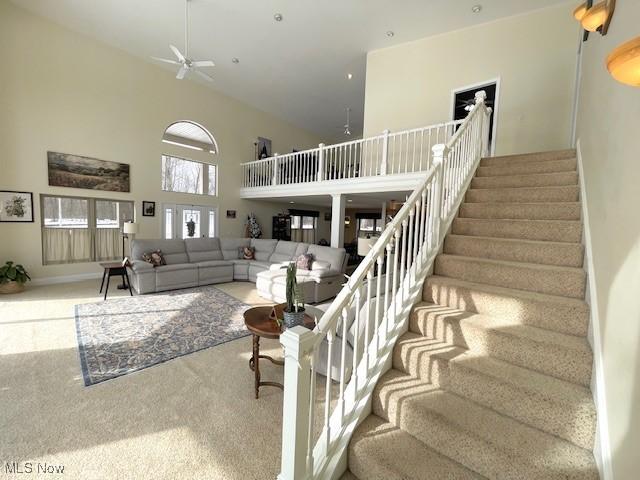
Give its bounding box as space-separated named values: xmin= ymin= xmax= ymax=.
xmin=452 ymin=80 xmax=498 ymax=155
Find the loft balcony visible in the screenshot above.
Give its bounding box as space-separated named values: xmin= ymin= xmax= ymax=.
xmin=239 ymin=120 xmax=462 ymax=199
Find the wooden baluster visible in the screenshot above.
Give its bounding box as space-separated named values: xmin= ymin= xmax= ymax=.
xmin=399 ymin=219 xmax=408 ymax=300
xmin=406 ymin=207 xmax=415 ymax=273
xmin=365 ymin=269 xmax=373 ymax=371
xmin=352 ymin=287 xmax=362 ymax=394
xmin=383 ymin=243 xmax=392 ymax=338
xmin=306 ymin=348 xmax=316 ymax=474
xmin=324 ymin=328 xmax=334 ymax=451
xmin=374 ymin=255 xmax=383 ymax=354
xmin=339 ymin=306 xmax=349 ymax=425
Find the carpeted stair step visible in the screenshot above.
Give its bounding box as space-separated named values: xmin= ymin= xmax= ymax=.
xmin=446 ymin=354 xmax=596 ymax=449
xmin=444 ymin=234 xmax=584 ymax=267
xmin=476 ymin=158 xmax=577 ymax=177
xmin=409 ymin=303 xmax=592 ymax=387
xmin=471 ymin=171 xmax=578 ymax=189
xmin=347 ymin=415 xmax=485 ymax=480
xmin=423 ymin=276 xmax=589 ymax=336
xmin=465 ymin=185 xmax=579 ymax=203
xmin=434 ymin=254 xmax=586 ymax=299
xmin=459 ymin=201 xmax=581 ymax=220
xmin=479 ymin=149 xmax=576 ymax=167
xmin=452 ymin=217 xmax=582 ymax=242
xmin=340 ymin=470 xmax=359 ymax=480
xmin=372 ymin=376 xmax=597 ymax=480
xmin=392 ymin=332 xmax=465 ymax=382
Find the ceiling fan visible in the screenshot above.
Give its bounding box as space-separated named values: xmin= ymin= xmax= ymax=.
xmin=151 ymin=0 xmax=215 ymax=81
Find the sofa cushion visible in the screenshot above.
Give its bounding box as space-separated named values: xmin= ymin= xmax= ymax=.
xmin=196 ymin=260 xmax=233 ymax=268
xmin=185 ymin=238 xmax=223 ymax=263
xmin=132 ymin=239 xmax=189 ymax=265
xmin=269 ymin=241 xmax=303 ymax=263
xmin=251 ymin=239 xmax=278 ymax=261
xmin=220 ymin=238 xmax=250 ymax=260
xmin=311 ymin=260 xmax=331 ymax=271
xmin=154 ymin=263 xmax=197 ymax=273
xmin=306 ymin=244 xmax=346 ymax=272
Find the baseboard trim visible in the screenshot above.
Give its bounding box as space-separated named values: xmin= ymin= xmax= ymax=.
xmin=576 ymin=139 xmax=613 ymax=480
xmin=31 ymin=272 xmax=102 ymax=286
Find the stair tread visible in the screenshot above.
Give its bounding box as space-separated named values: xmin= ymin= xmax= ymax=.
xmin=453 ymin=217 xmax=582 ymax=243
xmin=426 ymin=275 xmax=588 ymax=310
xmin=375 ymin=370 xmax=597 ymax=476
xmin=411 ymin=302 xmax=590 ymax=352
xmin=450 ymin=352 xmax=594 ymax=406
xmin=471 ymin=171 xmax=579 ymax=184
xmin=480 ymin=149 xmax=576 ymax=164
xmin=437 ymin=253 xmax=585 ymax=275
xmin=349 ymin=415 xmax=485 ymax=480
xmin=446 ymin=233 xmax=582 ymax=249
xmin=469 ymin=185 xmax=579 ymax=193
xmin=476 ymin=158 xmax=577 ymax=177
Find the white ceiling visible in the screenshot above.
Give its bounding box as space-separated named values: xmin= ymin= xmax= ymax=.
xmin=12 ymin=0 xmax=568 ymax=141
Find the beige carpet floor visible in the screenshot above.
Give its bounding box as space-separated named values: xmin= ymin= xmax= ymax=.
xmin=0 ymin=280 xmax=331 ymax=480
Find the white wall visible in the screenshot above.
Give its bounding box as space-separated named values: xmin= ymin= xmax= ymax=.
xmin=363 ymin=3 xmax=579 ymax=156
xmin=0 ymin=1 xmax=323 ymax=280
xmin=575 ymin=1 xmax=640 ymax=478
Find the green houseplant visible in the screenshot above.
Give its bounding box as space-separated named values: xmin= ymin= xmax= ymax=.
xmin=283 ymin=263 xmax=305 ymax=328
xmin=0 ymin=261 xmax=31 ymax=294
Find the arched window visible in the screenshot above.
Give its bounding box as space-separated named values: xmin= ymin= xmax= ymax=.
xmin=162 ymin=120 xmax=218 ymax=154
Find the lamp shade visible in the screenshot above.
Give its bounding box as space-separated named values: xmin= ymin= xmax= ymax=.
xmin=573 ymin=2 xmax=588 ymax=21
xmin=357 ymin=236 xmax=377 ymax=257
xmin=123 ymin=222 xmax=139 ymax=234
xmin=607 ymin=36 xmax=640 ymax=87
xmin=581 ymin=2 xmax=608 ymax=32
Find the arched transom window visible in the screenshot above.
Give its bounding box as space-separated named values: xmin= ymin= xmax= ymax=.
xmin=162 ymin=120 xmax=218 ymax=154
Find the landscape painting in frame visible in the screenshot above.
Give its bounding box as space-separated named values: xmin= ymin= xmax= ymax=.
xmin=0 ymin=191 xmax=34 ymax=223
xmin=47 ymin=151 xmax=130 ymax=192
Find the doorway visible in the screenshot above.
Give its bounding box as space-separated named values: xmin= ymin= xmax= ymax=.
xmin=162 ymin=204 xmax=218 ymax=240
xmin=452 ymin=79 xmax=499 ymax=155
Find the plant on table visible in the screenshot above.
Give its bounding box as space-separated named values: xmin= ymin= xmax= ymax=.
xmin=283 ymin=263 xmax=305 ymax=327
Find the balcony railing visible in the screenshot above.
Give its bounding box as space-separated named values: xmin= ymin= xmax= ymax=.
xmin=241 ymin=120 xmax=464 ymax=189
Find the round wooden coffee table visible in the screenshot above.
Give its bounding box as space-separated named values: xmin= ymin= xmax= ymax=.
xmin=243 ymin=306 xmax=316 ymax=399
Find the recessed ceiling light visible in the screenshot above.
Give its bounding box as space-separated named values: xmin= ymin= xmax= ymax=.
xmin=347 ymin=199 xmax=353 ymax=202
xmin=347 ymin=73 xmax=353 ymax=80
xmin=232 ymin=57 xmax=239 ymax=64
xmin=386 ymin=31 xmax=395 ymax=38
xmin=274 ymin=13 xmax=283 ymax=22
xmin=472 ymin=5 xmax=482 ymax=13
xmin=289 ymin=201 xmax=295 ymax=204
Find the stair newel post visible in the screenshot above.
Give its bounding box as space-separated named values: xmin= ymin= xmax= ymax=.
xmin=431 ymin=144 xmax=447 ymax=246
xmin=279 ymin=326 xmax=317 ymax=480
xmin=317 ymin=143 xmax=325 ymax=181
xmin=273 ymin=154 xmax=280 ymax=186
xmin=380 ymin=129 xmax=390 ymax=175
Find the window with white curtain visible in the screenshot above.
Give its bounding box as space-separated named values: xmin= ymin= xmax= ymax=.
xmin=290 ymin=211 xmax=318 ymax=244
xmin=161 ymin=155 xmax=217 ymax=196
xmin=41 ymin=195 xmax=134 ymax=265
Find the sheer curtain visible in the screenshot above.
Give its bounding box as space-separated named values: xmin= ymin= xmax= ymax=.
xmin=291 ymin=228 xmax=315 ymax=244
xmin=42 ymin=229 xmax=92 ymax=264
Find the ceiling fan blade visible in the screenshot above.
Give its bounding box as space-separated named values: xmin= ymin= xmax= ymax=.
xmin=176 ymin=66 xmax=188 ymax=80
xmin=192 ymin=60 xmax=215 ymax=68
xmin=169 ymin=44 xmax=186 ymax=62
xmin=151 ymin=56 xmax=180 ymax=65
xmin=194 ymin=70 xmax=214 ymax=82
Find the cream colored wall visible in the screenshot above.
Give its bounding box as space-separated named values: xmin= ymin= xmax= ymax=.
xmin=363 ymin=4 xmax=579 ymax=156
xmin=576 ymin=1 xmax=640 ymax=478
xmin=0 ymin=1 xmax=322 ymax=280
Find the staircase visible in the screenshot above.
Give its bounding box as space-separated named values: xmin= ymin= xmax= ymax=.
xmin=344 ymin=149 xmax=599 ymax=479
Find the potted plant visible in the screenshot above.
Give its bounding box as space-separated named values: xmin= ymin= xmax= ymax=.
xmin=283 ymin=263 xmax=305 ymax=328
xmin=0 ymin=261 xmax=31 ymax=294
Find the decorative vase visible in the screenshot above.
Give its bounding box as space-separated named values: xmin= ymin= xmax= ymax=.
xmin=0 ymin=281 xmax=25 ymax=294
xmin=283 ymin=308 xmax=306 ymax=328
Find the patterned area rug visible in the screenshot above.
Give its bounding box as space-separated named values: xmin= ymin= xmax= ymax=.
xmin=75 ymin=285 xmax=250 ymax=386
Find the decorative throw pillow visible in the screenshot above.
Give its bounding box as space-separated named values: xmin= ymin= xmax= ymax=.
xmin=239 ymin=246 xmax=255 ymax=260
xmin=142 ymin=250 xmax=166 ymax=267
xmin=296 ymin=253 xmax=314 ymax=271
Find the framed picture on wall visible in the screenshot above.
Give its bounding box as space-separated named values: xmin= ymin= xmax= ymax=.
xmin=256 ymin=137 xmax=272 ymax=160
xmin=226 ymin=210 xmax=237 ymax=219
xmin=47 ymin=151 xmax=130 ymax=192
xmin=0 ymin=191 xmax=34 ymax=223
xmin=142 ymin=201 xmax=156 ymax=217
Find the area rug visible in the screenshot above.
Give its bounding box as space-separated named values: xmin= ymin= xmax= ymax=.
xmin=75 ymin=285 xmax=250 ymax=386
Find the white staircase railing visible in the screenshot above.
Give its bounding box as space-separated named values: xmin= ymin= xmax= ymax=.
xmin=241 ymin=120 xmax=463 ymax=188
xmin=277 ymin=91 xmax=492 ymax=480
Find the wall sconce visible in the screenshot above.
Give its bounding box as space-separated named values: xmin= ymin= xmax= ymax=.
xmin=578 ymin=0 xmax=616 ymax=35
xmin=607 ymin=37 xmax=640 ymax=87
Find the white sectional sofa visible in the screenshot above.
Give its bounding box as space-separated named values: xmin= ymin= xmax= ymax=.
xmin=128 ymin=237 xmax=347 ymax=304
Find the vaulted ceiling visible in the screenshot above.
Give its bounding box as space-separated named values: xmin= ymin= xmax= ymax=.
xmin=12 ymin=0 xmax=569 ymax=141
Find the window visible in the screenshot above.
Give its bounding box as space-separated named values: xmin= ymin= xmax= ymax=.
xmin=357 ymin=216 xmax=383 ymax=236
xmin=162 ymin=204 xmax=217 ymax=240
xmin=163 ymin=121 xmax=218 ymax=154
xmin=289 ymin=210 xmax=318 ymax=244
xmin=162 ymin=155 xmax=217 ymax=196
xmin=41 ymin=195 xmax=134 ymax=265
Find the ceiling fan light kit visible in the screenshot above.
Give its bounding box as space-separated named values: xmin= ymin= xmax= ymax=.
xmin=607 ymin=36 xmax=640 ymax=87
xmin=151 ymin=0 xmax=215 ymax=81
xmin=576 ymin=0 xmax=615 ymax=35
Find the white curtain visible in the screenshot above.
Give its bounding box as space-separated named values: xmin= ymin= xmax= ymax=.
xmin=43 ymin=228 xmax=92 ymax=264
xmin=291 ymin=229 xmax=315 ymax=244
xmin=95 ymin=228 xmax=120 ymax=261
